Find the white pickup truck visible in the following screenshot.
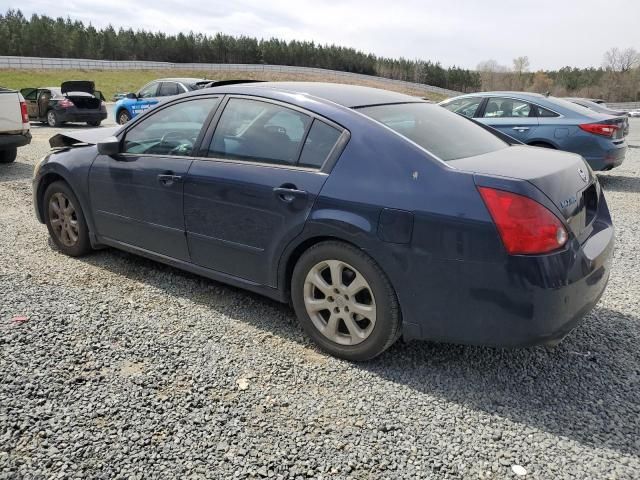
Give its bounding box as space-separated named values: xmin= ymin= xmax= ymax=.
xmin=0 ymin=87 xmax=31 ymax=163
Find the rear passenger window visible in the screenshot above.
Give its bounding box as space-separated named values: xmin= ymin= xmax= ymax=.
xmin=209 ymin=98 xmax=312 ymax=166
xmin=158 ymin=82 xmax=180 ymax=96
xmin=299 ymin=120 xmax=342 ymax=168
xmin=484 ymin=98 xmax=532 ymax=118
xmin=536 ymin=106 xmax=559 ymax=117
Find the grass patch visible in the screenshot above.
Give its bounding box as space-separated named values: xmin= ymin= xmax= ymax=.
xmin=0 ymin=68 xmax=447 ymax=102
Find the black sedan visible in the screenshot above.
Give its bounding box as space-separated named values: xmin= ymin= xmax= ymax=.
xmin=21 ymin=81 xmax=108 ymax=127
xmin=32 ymin=82 xmax=614 ymax=360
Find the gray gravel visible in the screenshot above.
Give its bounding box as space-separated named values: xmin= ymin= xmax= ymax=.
xmin=1 ymin=117 xmax=639 ymax=479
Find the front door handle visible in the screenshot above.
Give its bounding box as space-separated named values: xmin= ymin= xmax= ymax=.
xmin=512 ymin=126 xmax=530 ymax=131
xmin=273 ymin=186 xmax=308 ymax=204
xmin=158 ymin=173 xmax=182 ymax=186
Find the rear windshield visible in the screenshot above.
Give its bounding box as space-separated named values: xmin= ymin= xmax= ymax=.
xmin=359 ymin=103 xmax=507 ymax=161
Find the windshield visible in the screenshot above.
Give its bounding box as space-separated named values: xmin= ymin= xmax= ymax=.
xmin=359 ymin=103 xmax=508 ymax=161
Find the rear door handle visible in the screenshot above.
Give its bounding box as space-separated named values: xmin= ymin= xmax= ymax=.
xmin=273 ymin=186 xmax=308 ymax=204
xmin=512 ymin=126 xmax=530 ymax=131
xmin=158 ymin=173 xmax=182 ymax=186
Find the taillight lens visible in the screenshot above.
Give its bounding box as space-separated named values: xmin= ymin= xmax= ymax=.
xmin=20 ymin=100 xmax=29 ymax=124
xmin=58 ymin=98 xmax=74 ymax=108
xmin=579 ymin=123 xmax=618 ymax=137
xmin=478 ymin=187 xmax=568 ymax=255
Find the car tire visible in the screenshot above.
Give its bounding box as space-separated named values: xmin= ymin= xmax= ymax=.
xmin=0 ymin=147 xmax=17 ymax=164
xmin=530 ymin=142 xmax=556 ymax=149
xmin=291 ymin=241 xmax=401 ymax=361
xmin=117 ymin=110 xmax=131 ymax=125
xmin=87 ymin=120 xmax=102 ymax=127
xmin=43 ymin=181 xmax=92 ymax=257
xmin=47 ymin=110 xmax=61 ymax=127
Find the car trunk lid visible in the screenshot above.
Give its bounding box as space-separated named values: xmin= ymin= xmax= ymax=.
xmin=61 ymin=81 xmax=95 ymax=95
xmin=449 ymin=145 xmax=598 ymax=240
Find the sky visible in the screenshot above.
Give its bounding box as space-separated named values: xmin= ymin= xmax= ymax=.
xmin=6 ymin=0 xmax=640 ymax=70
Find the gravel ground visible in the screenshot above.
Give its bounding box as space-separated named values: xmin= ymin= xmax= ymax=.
xmin=1 ymin=115 xmax=639 ymax=479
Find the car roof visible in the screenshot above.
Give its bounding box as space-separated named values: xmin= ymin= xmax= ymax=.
xmin=201 ymin=82 xmax=422 ymax=108
xmin=154 ymin=78 xmax=208 ymax=83
xmin=454 ymin=91 xmax=548 ymax=100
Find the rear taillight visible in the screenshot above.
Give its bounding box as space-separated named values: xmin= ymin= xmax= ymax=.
xmin=579 ymin=123 xmax=618 ymax=137
xmin=100 ymin=101 xmax=106 ymax=108
xmin=478 ymin=187 xmax=568 ymax=255
xmin=20 ymin=100 xmax=29 ymax=124
xmin=58 ymin=98 xmax=74 ymax=108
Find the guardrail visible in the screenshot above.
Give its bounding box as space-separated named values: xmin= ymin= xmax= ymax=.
xmin=606 ymin=102 xmax=640 ymax=111
xmin=0 ymin=55 xmax=461 ymax=98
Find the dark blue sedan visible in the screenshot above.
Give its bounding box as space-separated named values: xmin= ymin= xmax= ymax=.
xmin=33 ymin=83 xmax=614 ymax=360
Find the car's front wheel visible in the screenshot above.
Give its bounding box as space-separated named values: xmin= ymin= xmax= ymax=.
xmin=47 ymin=110 xmax=61 ymax=127
xmin=291 ymin=241 xmax=401 ymax=361
xmin=0 ymin=147 xmax=17 ymax=164
xmin=43 ymin=181 xmax=92 ymax=257
xmin=117 ymin=109 xmax=131 ymax=125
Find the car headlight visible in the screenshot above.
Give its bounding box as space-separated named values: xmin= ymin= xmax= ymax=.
xmin=33 ymin=154 xmax=49 ymax=178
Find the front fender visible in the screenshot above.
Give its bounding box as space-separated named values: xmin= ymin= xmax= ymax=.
xmin=33 ymin=146 xmax=98 ymax=234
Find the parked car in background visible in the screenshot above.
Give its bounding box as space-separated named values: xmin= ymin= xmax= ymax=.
xmin=628 ymin=109 xmax=640 ymax=118
xmin=440 ymin=92 xmax=628 ymax=170
xmin=114 ymin=78 xmax=212 ymax=125
xmin=34 ymin=82 xmax=614 ymax=360
xmin=114 ymin=78 xmax=261 ymax=125
xmin=20 ymin=81 xmax=107 ymax=128
xmin=0 ymin=87 xmax=31 ymax=163
xmin=564 ymin=97 xmax=629 ymax=136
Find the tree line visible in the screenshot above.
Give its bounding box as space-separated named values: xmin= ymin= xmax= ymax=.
xmin=0 ymin=10 xmax=480 ymax=92
xmin=477 ymin=52 xmax=640 ymax=102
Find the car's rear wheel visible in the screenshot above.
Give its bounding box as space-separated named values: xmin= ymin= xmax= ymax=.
xmin=291 ymin=241 xmax=401 ymax=361
xmin=529 ymin=141 xmax=556 ymax=149
xmin=87 ymin=120 xmax=102 ymax=127
xmin=43 ymin=181 xmax=92 ymax=257
xmin=47 ymin=110 xmax=61 ymax=127
xmin=0 ymin=147 xmax=17 ymax=164
xmin=117 ymin=110 xmax=131 ymax=125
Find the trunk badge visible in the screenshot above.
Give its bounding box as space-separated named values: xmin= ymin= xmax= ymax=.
xmin=578 ymin=168 xmax=588 ymax=183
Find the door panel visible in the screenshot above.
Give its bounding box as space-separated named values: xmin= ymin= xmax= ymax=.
xmin=89 ymin=155 xmax=192 ymax=261
xmin=131 ymin=82 xmax=160 ymax=117
xmin=20 ymin=88 xmax=39 ymax=118
xmin=184 ymin=161 xmax=327 ymax=286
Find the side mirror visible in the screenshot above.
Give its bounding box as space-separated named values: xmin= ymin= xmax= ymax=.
xmin=97 ymin=136 xmax=121 ymax=156
xmin=125 ymin=92 xmax=138 ymax=100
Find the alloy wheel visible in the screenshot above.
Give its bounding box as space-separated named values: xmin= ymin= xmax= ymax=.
xmin=47 ymin=110 xmax=56 ymax=127
xmin=303 ymin=260 xmax=376 ymax=346
xmin=48 ymin=192 xmax=79 ymax=247
xmin=118 ymin=111 xmax=130 ymax=125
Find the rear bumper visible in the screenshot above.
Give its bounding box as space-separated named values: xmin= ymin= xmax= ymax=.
xmin=401 ymin=206 xmax=615 ymax=347
xmin=56 ymin=108 xmax=107 ymax=123
xmin=0 ymin=131 xmax=31 ymax=150
xmin=583 ymin=142 xmax=626 ymax=171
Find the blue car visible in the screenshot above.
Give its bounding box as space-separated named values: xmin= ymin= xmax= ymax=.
xmin=34 ymin=83 xmax=613 ymax=360
xmin=114 ymin=78 xmax=211 ymax=125
xmin=440 ymin=92 xmax=628 ymax=171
